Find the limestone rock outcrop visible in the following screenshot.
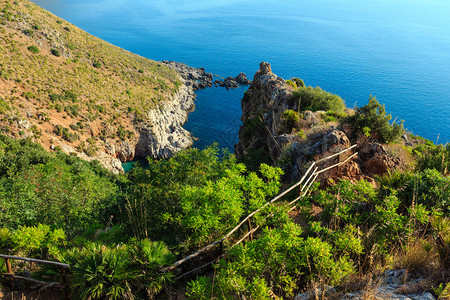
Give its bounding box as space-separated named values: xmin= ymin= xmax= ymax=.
xmin=135 ymin=84 xmax=195 ymax=159
xmin=235 ymin=62 xmax=406 ymax=183
xmin=235 ymin=61 xmax=294 ymax=159
xmin=53 ymin=71 xmax=196 ymax=173
xmin=295 ymin=269 xmax=436 ymax=300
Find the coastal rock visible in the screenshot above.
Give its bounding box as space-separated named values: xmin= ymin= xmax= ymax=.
xmin=296 ymin=270 xmax=436 ymax=300
xmin=112 ymin=141 xmax=136 ymax=162
xmin=235 ymin=72 xmax=252 ymax=85
xmin=218 ymin=76 xmax=240 ymax=89
xmin=215 ymin=72 xmax=252 ymax=89
xmin=58 ymin=143 xmax=124 ymax=174
xmin=235 ymin=62 xmax=294 ymax=158
xmin=161 ymin=61 xmax=213 ymax=90
xmin=359 ymin=142 xmax=403 ymax=176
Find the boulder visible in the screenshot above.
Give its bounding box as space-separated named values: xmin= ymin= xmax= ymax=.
xmin=321 ymin=129 xmax=351 ymax=154
xmin=364 ymin=156 xmax=389 ymax=175
xmin=235 ymin=72 xmax=252 ymax=85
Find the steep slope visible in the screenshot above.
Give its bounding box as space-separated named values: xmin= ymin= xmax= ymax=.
xmin=0 ymin=0 xmax=194 ymax=172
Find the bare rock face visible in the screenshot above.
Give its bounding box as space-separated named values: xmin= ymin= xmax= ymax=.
xmin=215 ymin=72 xmax=252 ymax=89
xmin=55 ymin=75 xmax=196 ymax=173
xmin=235 ymin=72 xmax=252 ymax=85
xmin=359 ymin=142 xmax=402 ymax=176
xmin=259 ymin=61 xmax=272 ymax=74
xmin=295 ymin=269 xmax=436 ymax=300
xmin=135 ymin=84 xmax=194 ymax=159
xmin=235 ymin=62 xmax=294 ymax=158
xmin=58 ymin=143 xmax=124 ymax=174
xmin=364 ymin=156 xmax=389 ymax=175
xmin=108 ymin=141 xmax=135 ymax=162
xmin=321 ymin=129 xmax=351 ymax=154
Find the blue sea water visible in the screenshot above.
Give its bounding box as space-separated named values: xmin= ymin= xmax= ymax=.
xmin=32 ymin=0 xmax=450 ymax=149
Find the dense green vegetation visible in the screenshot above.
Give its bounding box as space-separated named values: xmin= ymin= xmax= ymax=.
xmin=292 ymin=86 xmax=346 ymax=113
xmin=187 ymin=175 xmax=449 ymax=299
xmin=0 ymin=136 xmax=284 ymax=298
xmin=125 ymin=147 xmax=282 ymax=250
xmin=0 ymin=136 xmax=120 ymax=233
xmin=0 ymin=132 xmax=449 ymax=299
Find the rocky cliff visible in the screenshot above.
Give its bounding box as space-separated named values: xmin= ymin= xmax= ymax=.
xmin=235 ymin=62 xmax=408 ymax=182
xmin=235 ymin=62 xmax=295 ymax=160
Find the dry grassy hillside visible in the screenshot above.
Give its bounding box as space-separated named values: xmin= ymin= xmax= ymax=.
xmin=0 ymin=0 xmax=183 ymax=165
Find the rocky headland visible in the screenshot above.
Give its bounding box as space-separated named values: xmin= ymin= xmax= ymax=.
xmin=235 ymin=62 xmax=409 ymax=183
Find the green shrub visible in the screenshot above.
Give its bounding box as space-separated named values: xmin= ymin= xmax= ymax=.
xmin=0 ymin=135 xmax=120 ymax=234
xmin=346 ymin=96 xmax=404 ymax=143
xmin=0 ymin=97 xmax=10 ymax=114
xmin=64 ymin=90 xmax=78 ymax=102
xmin=242 ymin=115 xmax=265 ymax=139
xmin=186 ymin=276 xmax=211 ymax=300
xmin=67 ymin=243 xmax=137 ymax=300
xmin=10 ymin=224 xmax=66 ymax=258
xmin=129 ymin=239 xmax=175 ymax=298
xmin=414 ymin=142 xmax=449 ymax=175
xmin=22 ymin=91 xmax=36 ymax=99
xmin=188 ymin=222 xmax=354 ymax=299
xmin=64 ymin=104 xmax=79 ymax=117
xmin=60 ymin=240 xmax=174 ymax=300
xmin=27 ymin=45 xmax=39 ymax=54
xmin=23 ymin=28 xmax=34 ymax=36
xmin=54 ymin=124 xmax=79 ymax=142
xmin=125 ymin=146 xmax=282 ymax=248
xmin=291 ymin=77 xmax=305 ymax=88
xmin=281 ymin=109 xmax=299 ymax=132
xmin=30 ymin=124 xmax=41 ymax=138
xmin=50 ymin=48 xmax=60 ymax=57
xmin=93 ymin=61 xmax=101 ymax=68
xmin=293 ymin=86 xmax=345 ymax=113
xmin=285 ymin=79 xmax=297 ymax=89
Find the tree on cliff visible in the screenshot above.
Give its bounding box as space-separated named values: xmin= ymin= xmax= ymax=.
xmin=347 ymin=96 xmax=404 ymax=143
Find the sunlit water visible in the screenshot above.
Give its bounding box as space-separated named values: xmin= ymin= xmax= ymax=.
xmin=32 ymin=0 xmax=450 ymax=150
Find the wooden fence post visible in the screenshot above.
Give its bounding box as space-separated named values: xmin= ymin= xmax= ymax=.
xmin=60 ymin=267 xmax=70 ymax=299
xmin=6 ymin=258 xmax=12 ymax=274
xmin=248 ymin=219 xmax=253 ymax=241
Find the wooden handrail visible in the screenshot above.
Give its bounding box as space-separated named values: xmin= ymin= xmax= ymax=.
xmin=0 ymin=254 xmax=70 ymax=269
xmin=314 ymin=144 xmax=357 ymax=164
xmin=1 ymin=254 xmax=70 ymax=297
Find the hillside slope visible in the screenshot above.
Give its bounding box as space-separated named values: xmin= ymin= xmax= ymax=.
xmin=0 ymin=0 xmax=194 ymax=172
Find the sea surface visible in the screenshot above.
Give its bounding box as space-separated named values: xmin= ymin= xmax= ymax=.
xmin=32 ymin=0 xmax=450 ymax=149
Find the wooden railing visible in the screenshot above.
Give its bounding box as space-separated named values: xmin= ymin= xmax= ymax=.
xmin=163 ymin=144 xmax=358 ymax=279
xmin=0 ymin=254 xmax=70 ymax=293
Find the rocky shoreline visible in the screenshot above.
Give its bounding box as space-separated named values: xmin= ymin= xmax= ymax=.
xmin=92 ymin=61 xmax=253 ymax=173
xmin=161 ymin=60 xmax=252 ymax=90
